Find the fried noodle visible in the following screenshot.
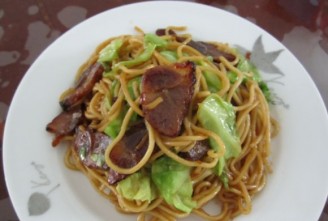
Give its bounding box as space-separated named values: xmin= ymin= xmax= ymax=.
xmin=59 ymin=26 xmax=279 ymax=221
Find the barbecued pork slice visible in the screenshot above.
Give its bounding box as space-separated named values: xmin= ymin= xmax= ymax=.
xmin=187 ymin=40 xmax=236 ymax=63
xmin=178 ymin=140 xmax=210 ymax=161
xmin=74 ymin=126 xmax=110 ymax=170
xmin=72 ymin=121 xmax=149 ymax=184
xmin=141 ymin=61 xmax=196 ymax=137
xmin=46 ymin=107 xmax=83 ymax=146
xmin=60 ymin=63 xmax=104 ymax=111
xmin=108 ymin=168 xmax=127 ymax=185
xmin=109 ymin=122 xmax=149 ymax=169
xmin=156 ymin=28 xmax=236 ymax=62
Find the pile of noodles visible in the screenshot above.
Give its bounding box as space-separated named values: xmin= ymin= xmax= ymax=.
xmin=62 ymin=26 xmax=279 ymax=221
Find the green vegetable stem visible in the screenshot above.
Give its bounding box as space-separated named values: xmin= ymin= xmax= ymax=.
xmin=98 ymin=39 xmax=123 ymax=64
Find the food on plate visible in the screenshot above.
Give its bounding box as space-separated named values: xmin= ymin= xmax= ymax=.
xmin=46 ymin=26 xmax=279 ymax=220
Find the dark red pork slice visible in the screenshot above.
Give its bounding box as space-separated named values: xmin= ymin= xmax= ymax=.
xmin=108 ymin=168 xmax=127 ymax=185
xmin=60 ymin=63 xmax=104 ymax=111
xmin=187 ymin=41 xmax=236 ymax=63
xmin=74 ymin=126 xmax=92 ymax=161
xmin=155 ymin=28 xmax=177 ymax=36
xmin=46 ymin=107 xmax=83 ymax=146
xmin=108 ymin=122 xmax=152 ymax=184
xmin=74 ymin=126 xmax=110 ymax=170
xmin=141 ymin=61 xmax=196 ymax=137
xmin=155 ymin=28 xmax=235 ymax=62
xmin=109 ymin=122 xmax=148 ymax=169
xmin=109 ymin=122 xmax=149 ymax=169
xmin=178 ymin=140 xmax=210 ymax=161
xmin=74 ymin=125 xmax=149 ymax=184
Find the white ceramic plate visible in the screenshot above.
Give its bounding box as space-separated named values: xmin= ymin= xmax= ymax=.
xmin=4 ymin=1 xmax=328 ymax=221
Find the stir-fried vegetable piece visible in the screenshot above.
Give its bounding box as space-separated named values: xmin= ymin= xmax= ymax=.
xmin=197 ymin=94 xmax=241 ymax=176
xmin=151 ymin=156 xmax=196 ymax=213
xmin=259 ymin=81 xmax=272 ymax=102
xmin=160 ymin=50 xmax=178 ymax=62
xmin=104 ymin=116 xmax=123 ymax=139
xmin=237 ymin=53 xmax=261 ymax=82
xmin=229 ymin=52 xmax=272 ymax=102
xmin=113 ymin=33 xmax=168 ymax=70
xmin=144 ymin=33 xmax=168 ymax=48
xmin=127 ymin=76 xmax=142 ymax=100
xmin=117 ymin=44 xmax=157 ymax=68
xmin=240 ymin=56 xmax=272 ymax=101
xmin=203 ymin=70 xmax=221 ymax=93
xmin=98 ymin=39 xmax=123 ymax=64
xmin=104 ymin=105 xmax=127 ymax=139
xmin=116 ymin=171 xmax=156 ymax=202
xmin=199 ymin=60 xmax=221 ymax=93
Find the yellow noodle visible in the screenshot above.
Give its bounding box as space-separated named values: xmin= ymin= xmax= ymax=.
xmin=143 ymin=96 xmax=163 ymax=110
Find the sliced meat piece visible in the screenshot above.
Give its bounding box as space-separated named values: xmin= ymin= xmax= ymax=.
xmin=60 ymin=63 xmax=104 ymax=111
xmin=109 ymin=122 xmax=149 ymax=169
xmin=46 ymin=107 xmax=83 ymax=146
xmin=155 ymin=28 xmax=235 ymax=62
xmin=74 ymin=126 xmax=92 ymax=161
xmin=187 ymin=41 xmax=236 ymax=63
xmin=74 ymin=125 xmax=147 ymax=184
xmin=74 ymin=126 xmax=110 ymax=170
xmin=108 ymin=168 xmax=127 ymax=185
xmin=155 ymin=28 xmax=177 ymax=37
xmin=141 ymin=61 xmax=196 ymax=137
xmin=178 ymin=140 xmax=210 ymax=161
